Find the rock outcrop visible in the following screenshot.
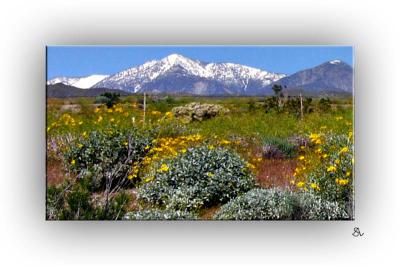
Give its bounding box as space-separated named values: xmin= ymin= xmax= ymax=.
xmin=172 ymin=102 xmax=229 ymax=122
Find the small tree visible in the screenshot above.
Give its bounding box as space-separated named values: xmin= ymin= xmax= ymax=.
xmin=95 ymin=92 xmax=121 ymax=108
xmin=318 ymin=97 xmax=332 ymax=112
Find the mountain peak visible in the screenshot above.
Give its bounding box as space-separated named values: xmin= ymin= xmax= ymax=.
xmin=329 ymin=59 xmax=342 ymax=65
xmin=162 ymin=53 xmax=191 ymax=65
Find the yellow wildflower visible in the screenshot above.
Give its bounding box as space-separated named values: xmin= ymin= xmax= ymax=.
xmin=71 ymin=159 xmax=76 ymax=166
xmin=78 ymin=121 xmax=83 ymax=125
xmin=220 ymin=139 xmax=231 ymax=145
xmin=208 ymin=145 xmax=215 ymax=150
xmin=348 ymin=131 xmax=353 ymax=138
xmin=206 ymin=172 xmax=215 ymax=177
xmin=158 ymin=163 xmax=169 ymax=173
xmin=77 ymin=143 xmax=83 ymax=148
xmin=246 ymin=162 xmax=256 ymax=170
xmin=346 ymin=171 xmax=351 ymax=177
xmin=298 ymin=155 xmax=305 ymax=161
xmin=144 ymin=176 xmax=155 ymax=183
xmin=327 ymin=165 xmax=337 ymax=173
xmin=296 ymin=181 xmax=305 ymax=188
xmin=310 ymin=183 xmax=320 ymax=190
xmin=309 ymin=133 xmax=322 ymax=144
xmin=335 ymin=178 xmax=349 ymax=186
xmin=339 ymin=147 xmax=349 ymax=154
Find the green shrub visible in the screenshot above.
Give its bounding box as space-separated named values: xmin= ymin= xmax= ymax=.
xmin=95 ymin=92 xmax=121 ymax=108
xmin=124 ymin=209 xmax=198 ymax=220
xmin=137 ymin=146 xmax=255 ymax=212
xmin=214 ymin=188 xmax=349 ymax=220
xmin=318 ymin=97 xmax=332 ymax=112
xmin=214 ymin=188 xmax=294 ymax=220
xmin=262 ymin=136 xmax=298 ymax=159
xmin=46 ymin=179 xmax=133 ymax=220
xmin=292 ymin=192 xmax=349 ymax=220
xmin=46 ymin=181 xmax=69 ymax=220
xmin=63 ymin=127 xmax=154 ymax=190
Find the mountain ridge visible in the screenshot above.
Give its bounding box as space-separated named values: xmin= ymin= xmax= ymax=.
xmin=47 ymin=54 xmax=353 ymax=96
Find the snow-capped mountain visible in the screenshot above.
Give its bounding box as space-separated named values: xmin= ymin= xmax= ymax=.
xmin=47 ymin=54 xmax=353 ymax=96
xmin=92 ymin=54 xmax=286 ymax=95
xmin=47 ymin=74 xmax=109 ymax=89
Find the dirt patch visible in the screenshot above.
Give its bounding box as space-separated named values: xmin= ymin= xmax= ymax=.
xmin=256 ymin=159 xmax=297 ymax=188
xmin=199 ymin=205 xmax=221 ymax=220
xmin=47 ymin=159 xmax=66 ymax=186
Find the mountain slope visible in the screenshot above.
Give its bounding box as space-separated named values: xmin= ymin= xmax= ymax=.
xmin=47 ymin=83 xmax=131 ymax=98
xmin=47 ymin=74 xmax=109 ymax=89
xmin=269 ymin=60 xmax=353 ymax=95
xmin=92 ymin=54 xmax=286 ymax=95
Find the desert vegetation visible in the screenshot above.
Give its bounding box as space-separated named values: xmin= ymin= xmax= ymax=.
xmin=46 ymin=93 xmax=353 ymax=220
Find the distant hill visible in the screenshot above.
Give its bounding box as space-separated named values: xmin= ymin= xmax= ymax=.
xmin=47 ymin=83 xmax=132 ymax=98
xmin=268 ymin=60 xmax=353 ymax=96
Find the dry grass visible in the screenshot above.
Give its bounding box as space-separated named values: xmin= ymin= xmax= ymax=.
xmin=46 ymin=159 xmax=65 ymax=186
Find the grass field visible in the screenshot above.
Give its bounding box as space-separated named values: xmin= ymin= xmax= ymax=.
xmin=46 ymin=95 xmax=354 ymax=220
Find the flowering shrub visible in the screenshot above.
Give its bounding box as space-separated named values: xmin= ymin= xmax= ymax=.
xmin=214 ymin=188 xmax=349 ymax=220
xmin=137 ymin=146 xmax=255 ymax=212
xmin=124 ymin=209 xmax=198 ymax=220
xmin=291 ymin=131 xmax=354 ymax=217
xmin=63 ymin=127 xmax=154 ymax=190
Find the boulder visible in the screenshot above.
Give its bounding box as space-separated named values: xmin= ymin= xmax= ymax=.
xmin=172 ymin=102 xmax=229 ymax=122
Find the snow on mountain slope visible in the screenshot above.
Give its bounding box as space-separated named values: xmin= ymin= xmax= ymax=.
xmin=47 ymin=77 xmax=80 ymax=87
xmin=47 ymin=74 xmax=109 ymax=89
xmin=93 ymin=54 xmax=286 ymax=94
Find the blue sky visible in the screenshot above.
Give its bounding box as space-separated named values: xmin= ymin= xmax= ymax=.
xmin=47 ymin=45 xmax=353 ymax=79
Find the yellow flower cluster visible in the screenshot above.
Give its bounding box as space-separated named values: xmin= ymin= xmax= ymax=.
xmin=157 ymin=163 xmax=169 ymax=173
xmin=327 ymin=165 xmax=337 ymax=173
xmin=246 ymin=162 xmax=256 ymax=170
xmin=149 ymin=134 xmax=203 ymax=159
xmin=292 ymin=130 xmax=354 ymax=192
xmin=128 ymin=163 xmax=140 ymax=180
xmin=165 ymin=111 xmax=174 ymax=119
xmin=309 ymin=133 xmax=322 ymax=145
xmin=335 ymin=178 xmax=349 ymax=186
xmin=128 ymin=134 xmax=204 ymax=181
